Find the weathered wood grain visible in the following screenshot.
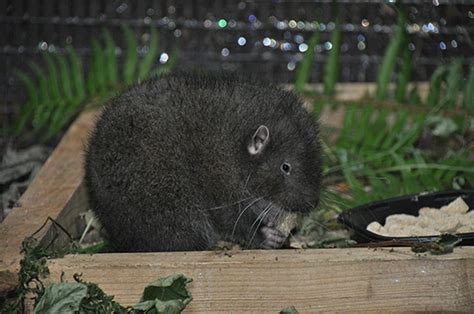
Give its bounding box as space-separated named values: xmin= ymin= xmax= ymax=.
xmin=0 ymin=110 xmax=98 ymax=272
xmin=48 ymin=247 xmax=474 ymax=312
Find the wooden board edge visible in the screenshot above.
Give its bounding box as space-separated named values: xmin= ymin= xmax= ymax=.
xmin=45 ymin=247 xmax=474 ymax=311
xmin=0 ymin=111 xmax=97 ymax=272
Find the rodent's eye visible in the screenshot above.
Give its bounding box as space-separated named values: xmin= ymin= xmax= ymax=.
xmin=280 ymin=162 xmax=292 ymax=175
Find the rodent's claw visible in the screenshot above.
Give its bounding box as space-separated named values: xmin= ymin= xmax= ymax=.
xmin=260 ymin=226 xmax=287 ymax=249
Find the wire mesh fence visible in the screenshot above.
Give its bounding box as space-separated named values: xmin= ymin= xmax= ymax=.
xmin=1 ymin=0 xmax=473 ymax=121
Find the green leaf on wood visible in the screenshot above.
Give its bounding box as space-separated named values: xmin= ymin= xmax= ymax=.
xmin=34 ymin=283 xmax=88 ymax=314
xmin=133 ymin=274 xmax=193 ymax=314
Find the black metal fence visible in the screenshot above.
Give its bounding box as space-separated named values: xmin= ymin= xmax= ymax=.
xmin=1 ymin=0 xmax=473 ymax=120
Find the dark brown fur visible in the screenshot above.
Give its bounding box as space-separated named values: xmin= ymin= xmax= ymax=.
xmin=84 ymin=71 xmax=322 ymax=252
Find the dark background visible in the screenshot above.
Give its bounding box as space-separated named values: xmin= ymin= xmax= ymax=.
xmin=1 ymin=0 xmax=473 ymax=123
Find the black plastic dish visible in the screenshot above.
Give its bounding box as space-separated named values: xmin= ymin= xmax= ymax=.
xmin=337 ymin=189 xmax=474 ymax=245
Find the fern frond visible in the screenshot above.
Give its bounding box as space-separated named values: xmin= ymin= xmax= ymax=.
xmin=103 ymin=29 xmax=118 ymax=86
xmin=14 ymin=70 xmax=39 ymax=134
xmin=67 ymin=46 xmax=86 ymax=101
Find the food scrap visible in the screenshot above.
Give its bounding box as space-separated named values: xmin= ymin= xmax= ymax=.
xmin=366 ymin=197 xmax=474 ymax=237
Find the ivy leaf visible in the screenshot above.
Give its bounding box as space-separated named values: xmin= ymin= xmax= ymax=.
xmin=411 ymin=234 xmax=461 ymax=255
xmin=132 ymin=274 xmax=193 ymax=314
xmin=280 ymin=305 xmax=300 ymax=314
xmin=34 ymin=283 xmax=88 ymax=314
xmin=432 ymin=234 xmax=462 ymax=255
xmin=133 ymin=299 xmax=189 ymax=314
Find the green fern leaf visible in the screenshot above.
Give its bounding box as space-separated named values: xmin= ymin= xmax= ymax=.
xmin=122 ymin=24 xmax=138 ymax=85
xmin=29 ymin=62 xmax=51 ymax=129
xmin=102 ymin=29 xmax=118 ymax=86
xmin=14 ymin=70 xmax=39 ymax=134
xmin=67 ymin=46 xmax=86 ymax=101
xmin=55 ymin=54 xmax=74 ymax=101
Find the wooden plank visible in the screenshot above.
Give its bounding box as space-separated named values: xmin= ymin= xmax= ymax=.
xmin=0 ymin=110 xmax=98 ymax=272
xmin=48 ymin=247 xmax=474 ymax=312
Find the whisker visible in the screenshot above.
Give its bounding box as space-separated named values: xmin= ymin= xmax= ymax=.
xmin=244 ymin=173 xmax=252 ymax=193
xmin=205 ymin=195 xmax=256 ymax=212
xmin=231 ymin=196 xmax=265 ymax=238
xmin=248 ymin=204 xmax=273 ymax=247
xmin=248 ymin=202 xmax=273 ymax=240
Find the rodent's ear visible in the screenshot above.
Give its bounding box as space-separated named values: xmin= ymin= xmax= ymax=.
xmin=248 ymin=125 xmax=270 ymax=155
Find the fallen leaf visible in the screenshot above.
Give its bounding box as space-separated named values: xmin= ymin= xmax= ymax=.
xmin=33 ymin=283 xmax=88 ymax=314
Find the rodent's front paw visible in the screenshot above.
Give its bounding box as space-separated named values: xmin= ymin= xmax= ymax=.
xmin=260 ymin=226 xmax=288 ymax=249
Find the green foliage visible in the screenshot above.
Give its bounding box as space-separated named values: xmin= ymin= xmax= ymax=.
xmin=426 ymin=65 xmax=447 ymax=106
xmin=441 ymin=59 xmax=463 ymax=108
xmin=375 ymin=5 xmax=407 ymax=100
xmin=323 ymin=3 xmax=342 ymax=96
xmin=411 ymin=234 xmax=461 ymax=255
xmin=103 ymin=29 xmax=118 ymax=86
xmin=316 ymin=99 xmax=474 ymax=211
xmin=122 ymin=24 xmax=139 ymax=86
xmin=14 ymin=25 xmax=178 ymax=142
xmin=280 ymin=305 xmax=300 ymax=314
xmin=34 ymin=283 xmax=88 ymax=313
xmin=33 ymin=274 xmax=193 ymax=314
xmin=133 ymin=275 xmax=193 ymax=313
xmin=424 ymin=59 xmax=471 ymax=110
xmin=5 ymin=234 xmax=192 ymax=313
xmin=294 ymin=23 xmax=320 ymax=94
xmin=2 ymin=236 xmax=69 ymax=313
xmin=464 ymin=65 xmax=474 ymax=110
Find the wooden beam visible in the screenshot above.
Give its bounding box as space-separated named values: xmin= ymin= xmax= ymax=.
xmin=0 ymin=110 xmax=98 ymax=272
xmin=48 ymin=247 xmax=474 ymax=312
